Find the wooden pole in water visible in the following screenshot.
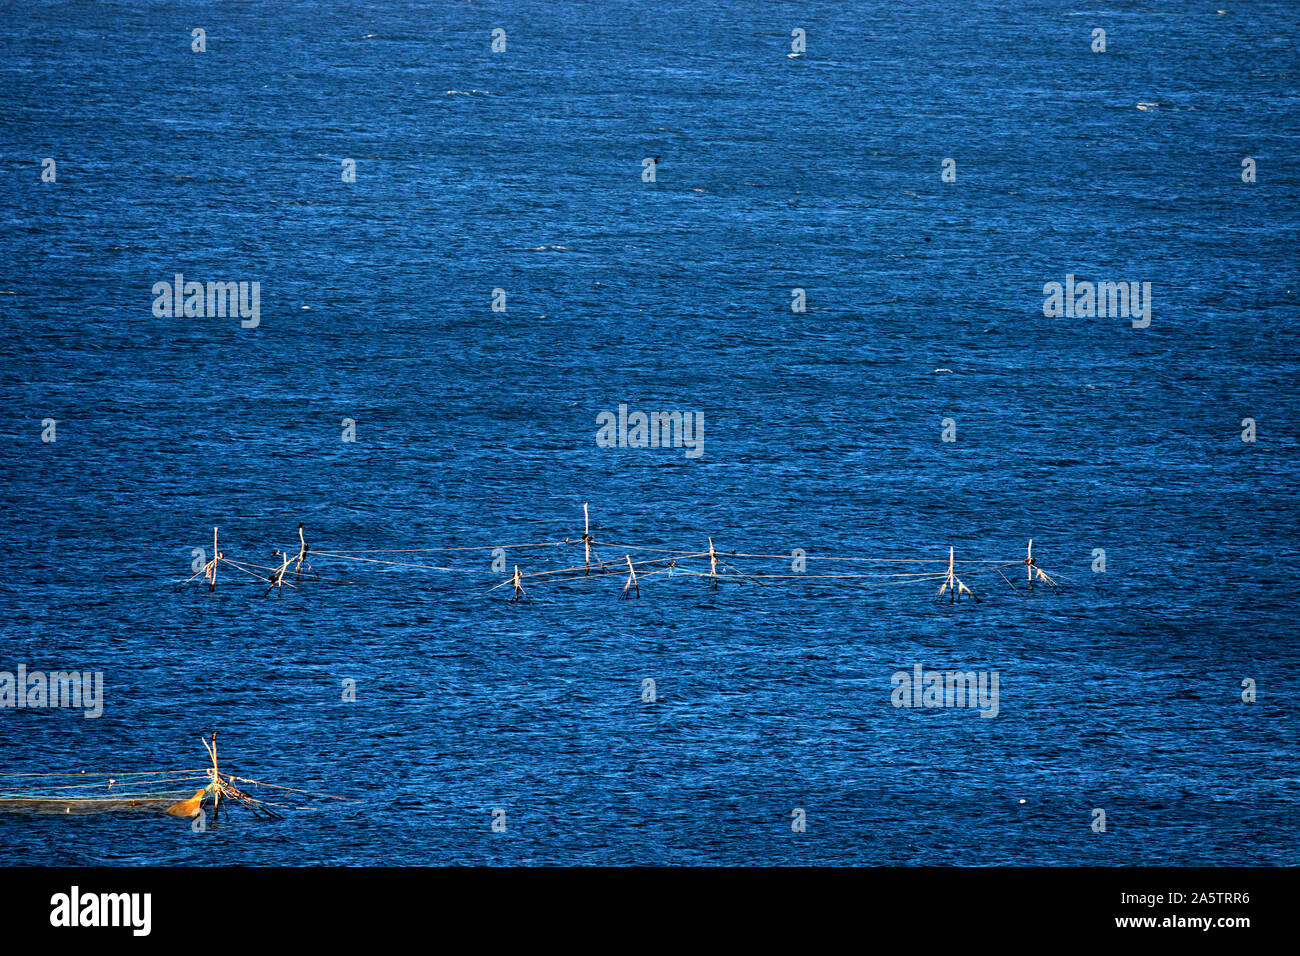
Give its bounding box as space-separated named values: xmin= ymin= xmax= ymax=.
xmin=212 ymin=732 xmax=220 ymax=820
xmin=622 ymin=555 xmax=639 ymax=599
xmin=208 ymin=526 xmax=219 ymax=590
xmin=954 ymin=548 xmax=979 ymax=603
xmin=268 ymin=549 xmax=291 ymax=596
xmin=295 ymin=522 xmax=309 ymax=579
xmin=937 ymin=546 xmax=977 ymax=603
xmin=583 ymin=503 xmax=591 ymax=575
xmin=198 ymin=732 xmax=220 ymax=821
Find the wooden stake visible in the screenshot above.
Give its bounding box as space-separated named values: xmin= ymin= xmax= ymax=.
xmin=295 ymin=522 xmax=312 ymax=580
xmin=198 ymin=732 xmax=220 ymax=821
xmin=267 ymin=549 xmax=291 ymax=597
xmin=937 ymin=546 xmax=978 ymax=603
xmin=621 ymin=555 xmax=639 ymax=599
xmin=211 ymin=732 xmax=220 ymax=820
xmin=200 ymin=733 xmax=218 ymax=778
xmin=583 ymin=503 xmax=591 ymax=575
xmin=207 ymin=526 xmax=219 ymax=590
xmin=948 ymin=546 xmax=955 ymax=603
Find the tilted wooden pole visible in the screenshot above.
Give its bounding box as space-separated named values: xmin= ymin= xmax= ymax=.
xmin=621 ymin=555 xmax=639 ymax=599
xmin=268 ymin=549 xmax=291 ymax=596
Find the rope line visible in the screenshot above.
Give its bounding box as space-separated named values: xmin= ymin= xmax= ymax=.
xmin=0 ymin=768 xmax=211 ymax=778
xmin=314 ymin=539 xmax=567 ymax=554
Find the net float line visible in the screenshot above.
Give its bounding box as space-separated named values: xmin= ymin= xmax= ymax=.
xmin=0 ymin=734 xmax=352 ymax=819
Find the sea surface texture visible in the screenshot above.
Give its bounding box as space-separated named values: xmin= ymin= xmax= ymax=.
xmin=0 ymin=0 xmax=1297 ymax=865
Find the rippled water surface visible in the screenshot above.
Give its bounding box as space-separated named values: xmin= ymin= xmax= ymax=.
xmin=0 ymin=1 xmax=1297 ymax=864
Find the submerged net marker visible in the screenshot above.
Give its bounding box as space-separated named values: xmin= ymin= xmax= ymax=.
xmin=0 ymin=733 xmax=351 ymax=819
xmin=178 ymin=503 xmax=1064 ymax=604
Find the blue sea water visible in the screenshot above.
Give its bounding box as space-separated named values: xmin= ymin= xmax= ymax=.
xmin=0 ymin=0 xmax=1298 ymax=865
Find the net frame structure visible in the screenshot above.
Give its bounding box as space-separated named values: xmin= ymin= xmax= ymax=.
xmin=180 ymin=504 xmax=1064 ymax=602
xmin=0 ymin=734 xmax=349 ymax=819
